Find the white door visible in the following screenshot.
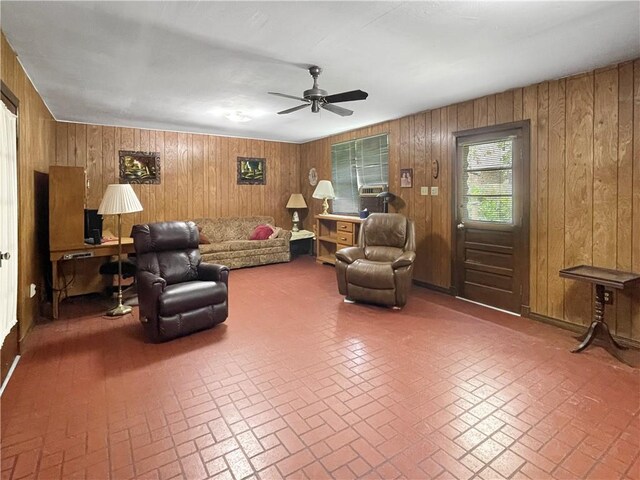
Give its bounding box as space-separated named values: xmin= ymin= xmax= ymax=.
xmin=0 ymin=102 xmax=18 ymax=349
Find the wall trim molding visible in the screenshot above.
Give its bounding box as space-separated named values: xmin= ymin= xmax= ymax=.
xmin=412 ymin=279 xmax=456 ymax=296
xmin=528 ymin=312 xmax=640 ymax=350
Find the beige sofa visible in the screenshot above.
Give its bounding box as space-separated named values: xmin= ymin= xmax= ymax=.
xmin=193 ymin=216 xmax=291 ymax=269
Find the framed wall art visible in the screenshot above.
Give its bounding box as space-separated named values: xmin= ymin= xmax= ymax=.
xmin=237 ymin=157 xmax=266 ymax=185
xmin=119 ymin=150 xmax=161 ymax=184
xmin=400 ymin=168 xmax=413 ymax=188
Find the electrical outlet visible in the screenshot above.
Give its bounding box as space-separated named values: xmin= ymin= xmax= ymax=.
xmin=431 ymin=186 xmax=439 ymax=196
xmin=29 ymin=283 xmax=36 ymax=298
xmin=420 ymin=186 xmax=429 ymax=196
xmin=604 ymin=290 xmax=614 ymax=305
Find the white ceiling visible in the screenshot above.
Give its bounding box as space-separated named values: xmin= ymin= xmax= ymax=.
xmin=2 ymin=1 xmax=639 ymax=143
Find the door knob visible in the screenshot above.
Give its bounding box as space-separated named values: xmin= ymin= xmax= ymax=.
xmin=457 ymin=223 xmax=465 ymax=230
xmin=0 ymin=251 xmax=9 ymax=268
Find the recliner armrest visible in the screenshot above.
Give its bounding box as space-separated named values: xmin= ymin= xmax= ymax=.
xmin=198 ymin=262 xmax=230 ymax=285
xmin=392 ymin=251 xmax=416 ymax=269
xmin=335 ymin=247 xmax=366 ymax=264
xmin=137 ymin=271 xmax=166 ymax=323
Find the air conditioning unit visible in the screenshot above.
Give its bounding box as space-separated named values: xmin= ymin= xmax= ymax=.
xmin=359 ymin=184 xmax=387 ymax=213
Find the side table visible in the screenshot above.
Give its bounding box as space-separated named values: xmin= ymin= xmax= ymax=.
xmin=559 ymin=265 xmax=640 ymax=363
xmin=290 ymin=230 xmax=315 ymax=256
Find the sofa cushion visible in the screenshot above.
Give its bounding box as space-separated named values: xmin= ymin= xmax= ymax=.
xmin=194 ymin=216 xmax=277 ymax=243
xmin=199 ymin=239 xmax=286 ymax=254
xmin=159 ymin=281 xmax=227 ymax=316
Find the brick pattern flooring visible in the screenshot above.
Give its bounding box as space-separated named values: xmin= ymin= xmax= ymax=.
xmin=1 ymin=257 xmax=639 ymax=479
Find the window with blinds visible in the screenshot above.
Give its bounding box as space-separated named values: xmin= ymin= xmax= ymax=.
xmin=462 ymin=138 xmax=514 ymax=223
xmin=331 ymin=134 xmax=389 ymax=214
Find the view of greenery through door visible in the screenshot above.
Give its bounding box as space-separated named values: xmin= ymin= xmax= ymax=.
xmin=462 ymin=138 xmax=514 ymax=223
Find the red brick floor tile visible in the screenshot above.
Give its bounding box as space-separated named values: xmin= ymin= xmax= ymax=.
xmin=275 ymin=448 xmax=314 ymax=477
xmin=561 ymin=449 xmax=598 ymax=478
xmin=1 ymin=258 xmax=639 ymax=480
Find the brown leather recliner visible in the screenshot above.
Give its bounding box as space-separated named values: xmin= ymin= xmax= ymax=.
xmin=335 ymin=213 xmax=416 ymax=308
xmin=132 ymin=221 xmax=229 ymax=342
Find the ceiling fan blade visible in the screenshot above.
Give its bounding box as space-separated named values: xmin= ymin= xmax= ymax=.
xmin=269 ymin=92 xmax=309 ymax=103
xmin=277 ymin=104 xmax=310 ymax=115
xmin=324 ymin=89 xmax=368 ymax=104
xmin=321 ymin=103 xmax=353 ymax=117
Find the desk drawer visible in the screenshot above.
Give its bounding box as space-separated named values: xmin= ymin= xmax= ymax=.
xmin=337 ymin=221 xmax=353 ymax=233
xmin=336 ymin=232 xmax=354 ymax=245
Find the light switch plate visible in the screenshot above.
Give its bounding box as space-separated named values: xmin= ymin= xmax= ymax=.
xmin=420 ymin=187 xmax=429 ymax=196
xmin=431 ymin=186 xmax=439 ymax=196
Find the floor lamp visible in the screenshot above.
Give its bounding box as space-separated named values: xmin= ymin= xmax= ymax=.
xmin=98 ymin=184 xmax=143 ymax=316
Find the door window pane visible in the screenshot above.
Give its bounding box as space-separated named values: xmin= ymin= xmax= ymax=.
xmin=462 ymin=139 xmax=514 ymax=223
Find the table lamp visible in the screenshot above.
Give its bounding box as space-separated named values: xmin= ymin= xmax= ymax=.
xmin=286 ymin=193 xmax=307 ymax=232
xmin=312 ymin=180 xmax=335 ymax=215
xmin=98 ymin=184 xmax=143 ymax=316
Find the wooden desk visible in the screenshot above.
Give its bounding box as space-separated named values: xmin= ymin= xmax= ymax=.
xmin=50 ymin=238 xmax=135 ymax=319
xmin=560 ymin=265 xmax=640 ymax=362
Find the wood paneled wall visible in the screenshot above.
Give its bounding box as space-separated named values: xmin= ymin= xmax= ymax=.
xmin=54 ymin=124 xmax=301 ymax=236
xmin=301 ymin=60 xmax=640 ymax=342
xmin=1 ymin=33 xmax=57 ymax=338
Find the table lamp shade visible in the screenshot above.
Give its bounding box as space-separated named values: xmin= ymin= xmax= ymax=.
xmin=312 ymin=180 xmax=335 ymax=200
xmin=286 ymin=193 xmax=307 ymax=209
xmin=98 ymin=184 xmax=143 ymax=215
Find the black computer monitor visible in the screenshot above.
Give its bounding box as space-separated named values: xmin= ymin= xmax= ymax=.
xmin=84 ymin=209 xmax=103 ymax=244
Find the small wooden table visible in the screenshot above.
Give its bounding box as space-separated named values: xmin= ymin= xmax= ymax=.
xmin=50 ymin=238 xmax=135 ymax=319
xmin=560 ymin=265 xmax=640 ymax=362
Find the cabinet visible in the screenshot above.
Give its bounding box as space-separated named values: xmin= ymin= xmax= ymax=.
xmin=315 ymin=214 xmax=362 ymax=265
xmin=49 ymin=166 xmax=85 ymax=250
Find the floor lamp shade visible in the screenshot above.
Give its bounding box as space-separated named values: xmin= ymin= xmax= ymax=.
xmin=98 ymin=184 xmax=143 ymax=215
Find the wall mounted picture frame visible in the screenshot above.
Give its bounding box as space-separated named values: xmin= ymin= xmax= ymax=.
xmin=119 ymin=150 xmax=161 ymax=184
xmin=237 ymin=157 xmax=266 ymax=185
xmin=400 ymin=168 xmax=413 ymax=188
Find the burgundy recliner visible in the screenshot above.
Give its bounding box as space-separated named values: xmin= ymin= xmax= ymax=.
xmin=132 ymin=221 xmax=229 ymax=342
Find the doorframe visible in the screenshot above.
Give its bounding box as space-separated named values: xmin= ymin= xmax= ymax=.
xmin=1 ymin=81 xmax=21 ymax=389
xmin=450 ymin=120 xmax=531 ymax=315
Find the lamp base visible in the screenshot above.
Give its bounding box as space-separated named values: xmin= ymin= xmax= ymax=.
xmin=321 ymin=198 xmax=330 ymax=215
xmin=292 ymin=223 xmax=300 ymax=232
xmin=107 ymin=303 xmax=132 ymax=317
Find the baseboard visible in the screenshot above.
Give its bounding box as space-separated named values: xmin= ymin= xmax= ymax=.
xmin=528 ymin=312 xmax=640 ymax=350
xmin=412 ymin=279 xmax=456 ymax=296
xmin=0 ymin=355 xmax=20 ymax=397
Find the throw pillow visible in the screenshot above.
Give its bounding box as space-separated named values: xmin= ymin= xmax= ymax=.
xmin=268 ymin=225 xmax=282 ymax=239
xmin=250 ymin=224 xmax=274 ymax=240
xmin=197 ymin=225 xmax=211 ymax=244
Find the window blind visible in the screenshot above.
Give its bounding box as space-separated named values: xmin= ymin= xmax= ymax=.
xmin=331 ymin=134 xmax=389 ymax=214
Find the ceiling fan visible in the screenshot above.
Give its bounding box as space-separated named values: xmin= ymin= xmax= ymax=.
xmin=269 ymin=66 xmax=368 ymax=117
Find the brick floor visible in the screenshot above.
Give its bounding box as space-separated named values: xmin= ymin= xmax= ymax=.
xmin=1 ymin=256 xmax=639 ymax=479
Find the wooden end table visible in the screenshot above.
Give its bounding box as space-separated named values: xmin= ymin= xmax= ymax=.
xmin=559 ymin=265 xmax=640 ymax=362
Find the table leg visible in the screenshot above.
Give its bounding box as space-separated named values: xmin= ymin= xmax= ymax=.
xmin=572 ymin=283 xmax=628 ymax=357
xmin=52 ymin=260 xmax=59 ymax=320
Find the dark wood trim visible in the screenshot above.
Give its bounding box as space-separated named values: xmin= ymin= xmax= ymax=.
xmin=528 ymin=311 xmax=640 ymax=350
xmin=1 ymin=81 xmax=19 ymax=112
xmin=451 ymin=120 xmax=531 ymax=312
xmin=413 ymin=279 xmax=456 ymax=295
